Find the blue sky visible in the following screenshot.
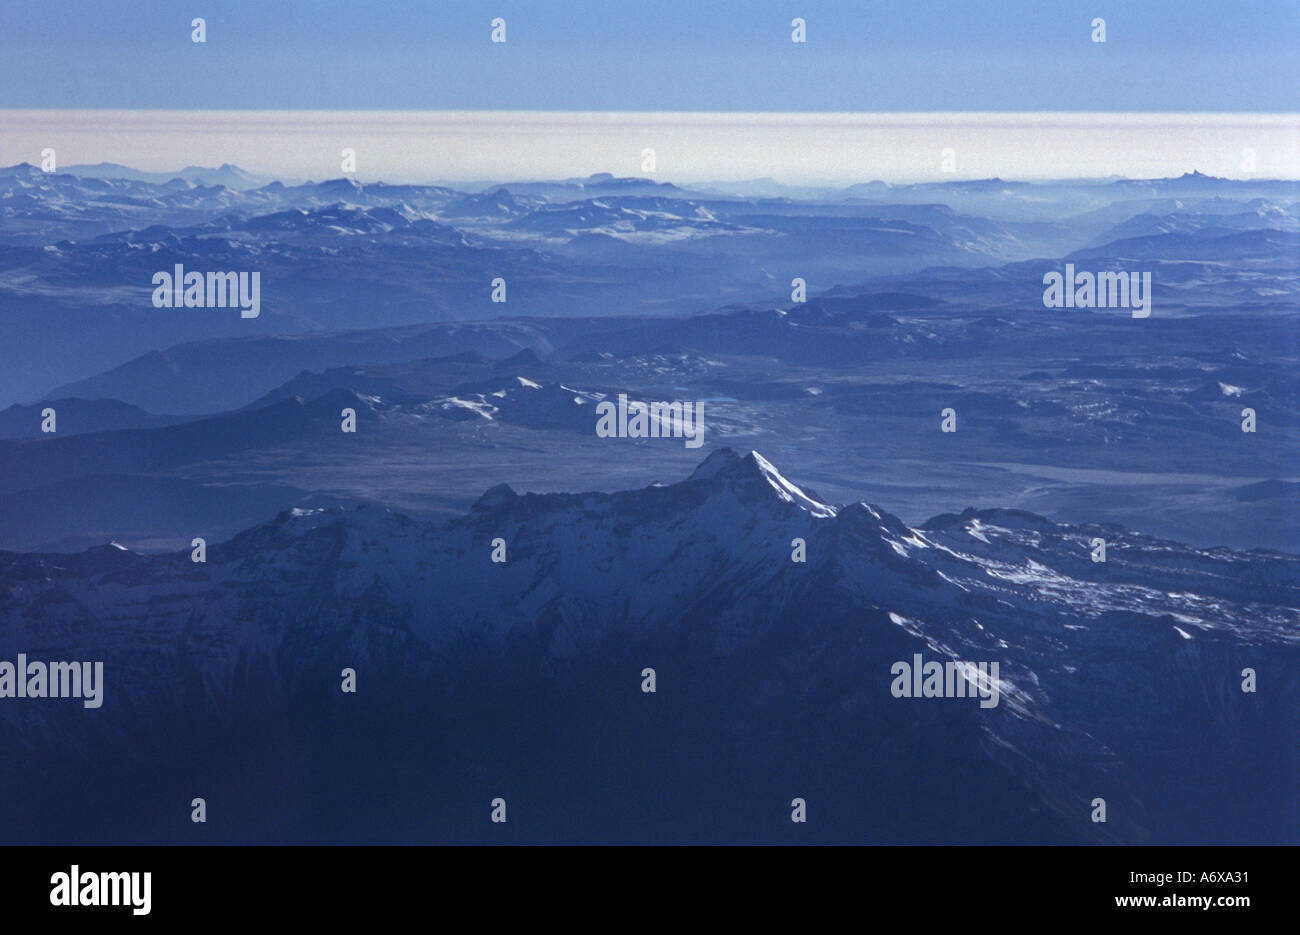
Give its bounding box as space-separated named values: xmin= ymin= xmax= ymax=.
xmin=3 ymin=0 xmax=1297 ymax=111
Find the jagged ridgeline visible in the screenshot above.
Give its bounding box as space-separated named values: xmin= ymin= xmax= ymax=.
xmin=0 ymin=449 xmax=1294 ymax=844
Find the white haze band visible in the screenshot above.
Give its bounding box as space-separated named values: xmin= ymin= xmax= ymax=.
xmin=151 ymin=263 xmax=260 ymax=318
xmin=0 ymin=654 xmax=104 ymax=708
xmin=595 ymin=393 xmax=705 ymax=449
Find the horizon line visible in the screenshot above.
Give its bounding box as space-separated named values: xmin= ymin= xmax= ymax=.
xmin=4 ymin=110 xmax=1296 ymax=185
xmin=10 ymin=161 xmax=1300 ymax=188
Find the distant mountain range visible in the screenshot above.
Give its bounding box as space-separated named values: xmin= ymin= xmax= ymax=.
xmin=61 ymin=162 xmax=278 ymax=190
xmin=3 ymin=162 xmax=1297 ymax=407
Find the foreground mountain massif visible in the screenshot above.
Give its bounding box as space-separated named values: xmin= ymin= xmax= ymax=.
xmin=0 ymin=450 xmax=1294 ymax=843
